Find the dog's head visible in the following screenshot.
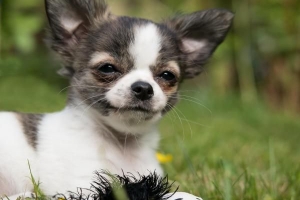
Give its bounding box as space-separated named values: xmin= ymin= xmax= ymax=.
xmin=45 ymin=0 xmax=233 ymax=134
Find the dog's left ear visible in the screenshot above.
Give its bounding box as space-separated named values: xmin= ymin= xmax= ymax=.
xmin=45 ymin=0 xmax=112 ymax=77
xmin=165 ymin=9 xmax=234 ymax=78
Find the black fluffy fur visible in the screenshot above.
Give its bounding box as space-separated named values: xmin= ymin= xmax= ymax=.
xmin=54 ymin=172 xmax=175 ymax=200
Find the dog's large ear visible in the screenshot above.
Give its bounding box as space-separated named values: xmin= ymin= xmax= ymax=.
xmin=45 ymin=0 xmax=112 ymax=76
xmin=165 ymin=9 xmax=234 ymax=78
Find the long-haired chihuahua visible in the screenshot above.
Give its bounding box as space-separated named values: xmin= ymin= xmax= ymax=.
xmin=0 ymin=0 xmax=233 ymax=197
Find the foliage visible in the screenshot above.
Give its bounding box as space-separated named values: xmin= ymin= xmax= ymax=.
xmin=0 ymin=0 xmax=46 ymax=54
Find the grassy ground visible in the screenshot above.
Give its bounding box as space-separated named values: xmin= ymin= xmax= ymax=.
xmin=160 ymin=91 xmax=300 ymax=199
xmin=1 ymin=56 xmax=300 ymax=200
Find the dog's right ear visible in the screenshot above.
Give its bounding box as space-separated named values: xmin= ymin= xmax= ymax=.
xmin=45 ymin=0 xmax=112 ymax=74
xmin=164 ymin=9 xmax=234 ymax=79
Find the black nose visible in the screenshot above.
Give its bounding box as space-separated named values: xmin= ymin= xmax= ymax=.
xmin=131 ymin=81 xmax=154 ymax=101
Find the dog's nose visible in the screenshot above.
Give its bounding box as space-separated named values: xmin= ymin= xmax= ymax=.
xmin=131 ymin=81 xmax=154 ymax=101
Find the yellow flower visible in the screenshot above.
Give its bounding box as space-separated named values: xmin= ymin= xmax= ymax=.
xmin=156 ymin=152 xmax=173 ymax=164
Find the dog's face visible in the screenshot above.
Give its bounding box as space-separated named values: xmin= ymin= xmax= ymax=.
xmin=45 ymin=0 xmax=233 ymax=133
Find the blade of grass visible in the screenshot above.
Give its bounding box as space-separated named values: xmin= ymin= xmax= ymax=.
xmin=27 ymin=160 xmax=47 ymax=200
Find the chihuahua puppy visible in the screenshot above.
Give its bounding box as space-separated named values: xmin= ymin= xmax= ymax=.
xmin=0 ymin=0 xmax=233 ymax=197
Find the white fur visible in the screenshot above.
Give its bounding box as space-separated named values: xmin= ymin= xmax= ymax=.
xmin=1 ymin=192 xmax=34 ymax=200
xmin=164 ymin=192 xmax=202 ymax=200
xmin=0 ymin=22 xmax=168 ymax=198
xmin=105 ymin=68 xmax=167 ymax=135
xmin=105 ymin=69 xmax=167 ymax=117
xmin=104 ymin=24 xmax=168 ymax=135
xmin=129 ymin=24 xmax=161 ymax=69
xmin=0 ymin=22 xmax=168 ymax=200
xmin=0 ymin=113 xmax=36 ymax=195
xmin=0 ymin=106 xmax=162 ymax=196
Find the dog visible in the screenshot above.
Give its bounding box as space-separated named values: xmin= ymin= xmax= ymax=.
xmin=0 ymin=0 xmax=233 ymax=197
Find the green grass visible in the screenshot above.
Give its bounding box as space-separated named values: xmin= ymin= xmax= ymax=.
xmin=1 ymin=56 xmax=300 ymax=200
xmin=28 ymin=161 xmax=47 ymax=200
xmin=160 ymin=91 xmax=300 ymax=199
xmin=0 ymin=55 xmax=67 ymax=112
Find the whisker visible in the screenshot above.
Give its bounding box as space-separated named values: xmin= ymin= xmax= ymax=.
xmin=166 ymin=103 xmax=185 ymax=139
xmin=178 ymin=90 xmax=203 ymax=93
xmin=176 ymin=117 xmax=210 ymax=128
xmin=58 ymin=84 xmax=103 ymax=94
xmin=164 ymin=102 xmax=211 ymax=137
xmin=73 ymin=94 xmax=105 ymax=110
xmin=82 ymin=97 xmax=106 ymax=113
xmin=169 ymin=95 xmax=213 ymax=115
xmin=171 ymin=105 xmax=193 ymax=138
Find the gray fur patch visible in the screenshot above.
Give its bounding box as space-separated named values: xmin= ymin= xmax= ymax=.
xmin=17 ymin=113 xmax=43 ymax=148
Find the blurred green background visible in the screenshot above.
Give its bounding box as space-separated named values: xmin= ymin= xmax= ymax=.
xmin=1 ymin=0 xmax=300 ymax=199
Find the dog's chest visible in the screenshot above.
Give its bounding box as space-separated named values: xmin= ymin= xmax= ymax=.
xmin=35 ymin=110 xmax=161 ymax=193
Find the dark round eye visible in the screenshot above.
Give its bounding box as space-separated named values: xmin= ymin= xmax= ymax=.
xmin=98 ymin=63 xmax=118 ymax=74
xmin=160 ymin=71 xmax=176 ymax=81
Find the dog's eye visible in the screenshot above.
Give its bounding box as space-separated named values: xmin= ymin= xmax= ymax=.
xmin=98 ymin=64 xmax=118 ymax=74
xmin=159 ymin=71 xmax=176 ymax=81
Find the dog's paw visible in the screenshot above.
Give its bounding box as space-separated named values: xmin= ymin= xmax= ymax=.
xmin=164 ymin=192 xmax=203 ymax=200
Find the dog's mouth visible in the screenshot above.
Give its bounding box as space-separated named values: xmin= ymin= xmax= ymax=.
xmin=108 ymin=105 xmax=156 ymax=113
xmin=105 ymin=103 xmax=159 ymax=114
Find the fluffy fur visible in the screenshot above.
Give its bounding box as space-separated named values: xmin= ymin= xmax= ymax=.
xmin=0 ymin=0 xmax=233 ymax=197
xmin=56 ymin=172 xmax=173 ymax=200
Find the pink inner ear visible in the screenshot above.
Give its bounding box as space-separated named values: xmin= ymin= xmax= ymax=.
xmin=182 ymin=38 xmax=207 ymax=53
xmin=60 ymin=14 xmax=86 ymax=45
xmin=60 ymin=16 xmax=83 ymax=34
